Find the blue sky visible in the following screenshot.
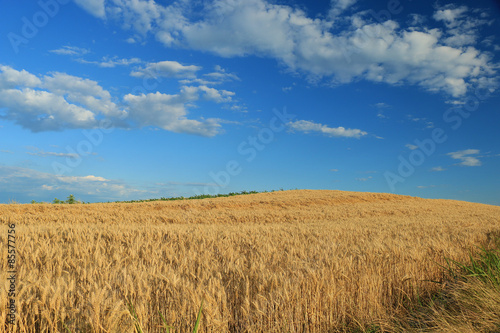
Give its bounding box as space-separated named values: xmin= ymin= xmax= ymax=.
xmin=1 ymin=0 xmax=499 ymax=205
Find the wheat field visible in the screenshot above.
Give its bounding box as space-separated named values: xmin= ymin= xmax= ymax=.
xmin=1 ymin=190 xmax=500 ymax=332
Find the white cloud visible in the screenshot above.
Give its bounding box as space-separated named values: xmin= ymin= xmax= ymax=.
xmin=433 ymin=5 xmax=492 ymax=48
xmin=0 ymin=165 xmax=146 ymax=202
xmin=330 ymin=169 xmax=339 ymax=172
xmin=76 ymin=0 xmax=498 ymax=97
xmin=430 ymin=166 xmax=446 ymax=172
xmin=0 ymin=65 xmax=232 ymax=136
xmin=57 ymin=175 xmax=109 ymax=183
xmin=417 ymin=185 xmax=436 ymax=189
xmin=0 ymin=88 xmax=97 ymax=131
xmin=374 ymin=102 xmax=390 ymax=109
xmin=42 ymin=72 xmax=125 ymax=118
xmin=131 ymin=60 xmax=201 ymax=78
xmin=50 ymin=46 xmax=90 ymax=56
xmin=287 ymin=119 xmax=367 ymax=138
xmin=50 ymin=46 xmax=142 ymax=68
xmin=356 ymin=176 xmax=372 ymax=181
xmin=0 ymin=66 xmax=126 ymax=131
xmin=329 ymin=0 xmax=357 ymax=18
xmin=375 ymin=103 xmax=390 ymax=119
xmin=405 ymin=144 xmax=418 ymax=150
xmin=197 ymin=85 xmax=234 ymax=103
xmin=107 ymin=0 xmax=165 ymax=35
xmin=0 ymin=65 xmax=41 ymax=89
xmin=203 ymin=70 xmax=240 ymax=83
xmin=73 ymin=0 xmax=106 ymax=19
xmin=78 ymin=56 xmax=142 ymax=68
xmin=124 ymin=89 xmax=222 ymax=137
xmin=433 ymin=5 xmax=468 ymax=23
xmin=408 ymin=115 xmax=435 ymax=129
xmin=180 ymin=66 xmax=240 ymax=86
xmin=408 ymin=14 xmax=426 ymax=26
xmin=447 ymin=149 xmax=482 ymax=166
xmin=445 ymin=100 xmax=466 ymax=105
xmin=26 ymin=147 xmax=79 ymax=158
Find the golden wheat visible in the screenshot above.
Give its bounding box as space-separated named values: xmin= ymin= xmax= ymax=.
xmin=1 ymin=190 xmax=499 ymax=332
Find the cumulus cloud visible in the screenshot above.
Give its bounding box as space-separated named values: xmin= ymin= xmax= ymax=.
xmin=1 ymin=64 xmax=232 ymax=136
xmin=447 ymin=149 xmax=482 ymax=166
xmin=131 ymin=60 xmax=201 ymax=78
xmin=124 ymin=89 xmax=222 ymax=137
xmin=73 ymin=0 xmax=498 ymax=97
xmin=0 ymin=88 xmax=97 ymax=131
xmin=0 ymin=66 xmax=124 ymax=131
xmin=0 ymin=65 xmax=41 ymax=88
xmin=42 ymin=72 xmax=124 ymax=118
xmin=287 ymin=119 xmax=367 ymax=138
xmin=0 ymin=65 xmax=235 ymax=136
xmin=197 ymin=85 xmax=234 ymax=103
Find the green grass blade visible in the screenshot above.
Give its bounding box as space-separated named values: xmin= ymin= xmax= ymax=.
xmin=127 ymin=298 xmax=144 ymax=333
xmin=192 ymin=301 xmax=203 ymax=333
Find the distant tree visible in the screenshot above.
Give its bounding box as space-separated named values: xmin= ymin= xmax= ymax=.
xmin=52 ymin=198 xmax=62 ymax=204
xmin=66 ymin=194 xmax=76 ymax=204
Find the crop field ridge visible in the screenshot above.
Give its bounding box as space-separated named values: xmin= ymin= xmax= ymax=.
xmin=1 ymin=190 xmax=500 ymax=332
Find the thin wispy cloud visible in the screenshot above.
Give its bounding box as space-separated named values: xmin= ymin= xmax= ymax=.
xmin=288 ymin=120 xmax=367 ymax=139
xmin=447 ymin=149 xmax=482 ymax=166
xmin=0 ymin=165 xmax=146 ymax=201
xmin=26 ymin=148 xmax=79 ymax=158
xmin=50 ymin=46 xmax=90 ymax=56
xmin=78 ymin=56 xmax=142 ymax=68
xmin=406 ymin=144 xmax=418 ymax=150
xmin=356 ymin=176 xmax=373 ymax=181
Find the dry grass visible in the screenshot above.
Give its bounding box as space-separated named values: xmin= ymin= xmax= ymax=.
xmin=1 ymin=190 xmax=499 ymax=332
